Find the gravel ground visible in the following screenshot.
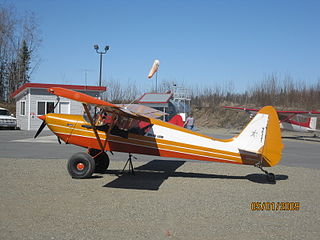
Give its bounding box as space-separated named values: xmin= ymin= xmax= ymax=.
xmin=1 ymin=157 xmax=319 ymax=240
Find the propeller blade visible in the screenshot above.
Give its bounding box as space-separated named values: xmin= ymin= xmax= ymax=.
xmin=34 ymin=121 xmax=46 ymax=139
xmin=57 ymin=136 xmax=61 ymax=144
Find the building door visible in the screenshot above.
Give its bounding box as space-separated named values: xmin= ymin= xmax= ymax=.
xmin=59 ymin=102 xmax=70 ymax=114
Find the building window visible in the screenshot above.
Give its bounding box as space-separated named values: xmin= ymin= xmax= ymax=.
xmin=47 ymin=102 xmax=55 ymax=113
xmin=20 ymin=101 xmax=26 ymax=116
xmin=37 ymin=101 xmax=55 ymax=115
xmin=37 ymin=102 xmax=45 ymax=115
xmin=59 ymin=102 xmax=70 ymax=114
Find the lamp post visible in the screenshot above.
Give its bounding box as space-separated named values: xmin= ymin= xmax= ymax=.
xmin=94 ymin=44 xmax=109 ymax=87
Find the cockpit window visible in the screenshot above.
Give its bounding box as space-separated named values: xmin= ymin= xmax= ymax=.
xmin=111 ymin=115 xmax=153 ymax=138
xmin=82 ymin=107 xmax=153 ymax=138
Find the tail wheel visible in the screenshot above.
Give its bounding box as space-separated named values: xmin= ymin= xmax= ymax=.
xmin=67 ymin=152 xmax=95 ymax=179
xmin=267 ymin=172 xmax=276 ymax=182
xmin=88 ymin=148 xmax=110 ymax=174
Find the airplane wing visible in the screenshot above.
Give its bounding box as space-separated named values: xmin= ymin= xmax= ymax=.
xmin=48 ymin=87 xmax=154 ymax=120
xmin=275 ymin=110 xmax=320 ymax=117
xmin=48 ymin=87 xmax=118 ymax=109
xmin=224 ymin=106 xmax=320 ymax=116
xmin=116 ymin=104 xmax=167 ymax=119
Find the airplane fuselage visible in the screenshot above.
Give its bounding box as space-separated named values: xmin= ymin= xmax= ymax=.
xmin=44 ymin=113 xmax=259 ymax=166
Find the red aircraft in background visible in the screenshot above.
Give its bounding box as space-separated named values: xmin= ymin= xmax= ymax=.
xmin=224 ymin=106 xmax=320 ymax=135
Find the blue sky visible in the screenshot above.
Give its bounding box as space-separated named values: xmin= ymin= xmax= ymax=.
xmin=4 ymin=0 xmax=320 ymax=93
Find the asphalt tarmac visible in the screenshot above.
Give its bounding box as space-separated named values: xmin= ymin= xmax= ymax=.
xmin=0 ymin=129 xmax=319 ymax=239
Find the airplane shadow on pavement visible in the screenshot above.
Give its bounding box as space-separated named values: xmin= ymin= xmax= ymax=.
xmin=102 ymin=160 xmax=288 ymax=190
xmin=103 ymin=160 xmax=185 ymax=190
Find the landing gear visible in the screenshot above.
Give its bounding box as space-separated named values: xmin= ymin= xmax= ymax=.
xmin=88 ymin=148 xmax=110 ymax=174
xmin=122 ymin=153 xmax=136 ymax=175
xmin=255 ymin=161 xmax=276 ymax=183
xmin=67 ymin=152 xmax=95 ymax=179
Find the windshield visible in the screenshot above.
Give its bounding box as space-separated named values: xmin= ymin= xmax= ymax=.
xmin=0 ymin=109 xmax=10 ymax=116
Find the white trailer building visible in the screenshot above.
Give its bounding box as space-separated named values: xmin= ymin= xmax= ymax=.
xmin=11 ymin=83 xmax=106 ymax=130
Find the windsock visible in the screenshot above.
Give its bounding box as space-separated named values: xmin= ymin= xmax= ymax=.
xmin=148 ymin=59 xmax=160 ymax=78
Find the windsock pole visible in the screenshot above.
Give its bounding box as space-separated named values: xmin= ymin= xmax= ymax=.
xmin=155 ymin=71 xmax=158 ymax=93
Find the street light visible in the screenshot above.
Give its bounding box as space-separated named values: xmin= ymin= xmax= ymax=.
xmin=94 ymin=44 xmax=109 ymax=87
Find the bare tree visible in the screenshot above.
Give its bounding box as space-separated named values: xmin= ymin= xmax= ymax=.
xmin=0 ymin=4 xmax=40 ymax=102
xmin=105 ymin=78 xmax=139 ymax=103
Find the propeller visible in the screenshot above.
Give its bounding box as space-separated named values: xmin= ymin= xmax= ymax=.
xmin=34 ymin=119 xmax=46 ymax=138
xmin=34 ymin=97 xmax=60 ymax=139
xmin=34 ymin=115 xmax=62 ymax=144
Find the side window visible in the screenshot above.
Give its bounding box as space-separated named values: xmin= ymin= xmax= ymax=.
xmin=128 ymin=119 xmax=153 ymax=136
xmin=88 ymin=112 xmax=154 ymax=138
xmin=110 ymin=115 xmax=130 ymax=138
xmin=37 ymin=101 xmax=55 ymax=115
xmin=37 ymin=102 xmax=45 ymax=115
xmin=20 ymin=101 xmax=26 ymax=116
xmin=117 ymin=116 xmax=130 ymax=131
xmin=110 ymin=116 xmax=153 ymax=138
xmin=47 ymin=102 xmax=55 ymax=113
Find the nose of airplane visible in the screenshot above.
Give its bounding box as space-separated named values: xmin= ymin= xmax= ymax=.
xmin=38 ymin=115 xmax=46 ymax=121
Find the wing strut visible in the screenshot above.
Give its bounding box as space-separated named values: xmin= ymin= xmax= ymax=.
xmin=102 ymin=111 xmax=118 ymax=151
xmin=83 ymin=103 xmax=105 ymax=151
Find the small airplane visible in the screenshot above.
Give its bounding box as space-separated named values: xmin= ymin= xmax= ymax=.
xmin=34 ymin=87 xmax=284 ymax=182
xmin=224 ymin=106 xmax=320 ymax=135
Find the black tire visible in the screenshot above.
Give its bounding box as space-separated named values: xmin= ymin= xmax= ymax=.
xmin=88 ymin=149 xmax=110 ymax=174
xmin=267 ymin=172 xmax=276 ymax=182
xmin=67 ymin=152 xmax=95 ymax=179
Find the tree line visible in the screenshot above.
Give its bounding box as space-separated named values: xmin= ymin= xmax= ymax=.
xmin=106 ymin=75 xmax=320 ymax=111
xmin=105 ymin=76 xmax=320 ymax=128
xmin=191 ymin=75 xmax=320 ymax=110
xmin=191 ymin=75 xmax=320 ymax=128
xmin=0 ymin=4 xmax=40 ymax=102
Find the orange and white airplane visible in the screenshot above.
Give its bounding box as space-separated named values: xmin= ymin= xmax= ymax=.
xmin=35 ymin=87 xmax=284 ymax=182
xmin=224 ymin=106 xmax=320 ymax=134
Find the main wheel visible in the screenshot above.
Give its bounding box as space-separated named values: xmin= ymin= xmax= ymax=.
xmin=67 ymin=152 xmax=95 ymax=179
xmin=88 ymin=149 xmax=110 ymax=174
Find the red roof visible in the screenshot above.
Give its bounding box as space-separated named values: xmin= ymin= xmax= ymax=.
xmin=11 ymin=83 xmax=107 ymax=98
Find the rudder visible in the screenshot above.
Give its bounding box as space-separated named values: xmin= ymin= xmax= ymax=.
xmin=259 ymin=106 xmax=283 ymax=166
xmin=233 ymin=106 xmax=283 ymax=167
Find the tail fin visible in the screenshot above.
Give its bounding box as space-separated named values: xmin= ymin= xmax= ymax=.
xmin=309 ymin=117 xmax=317 ymax=129
xmin=233 ymin=106 xmax=283 ymax=167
